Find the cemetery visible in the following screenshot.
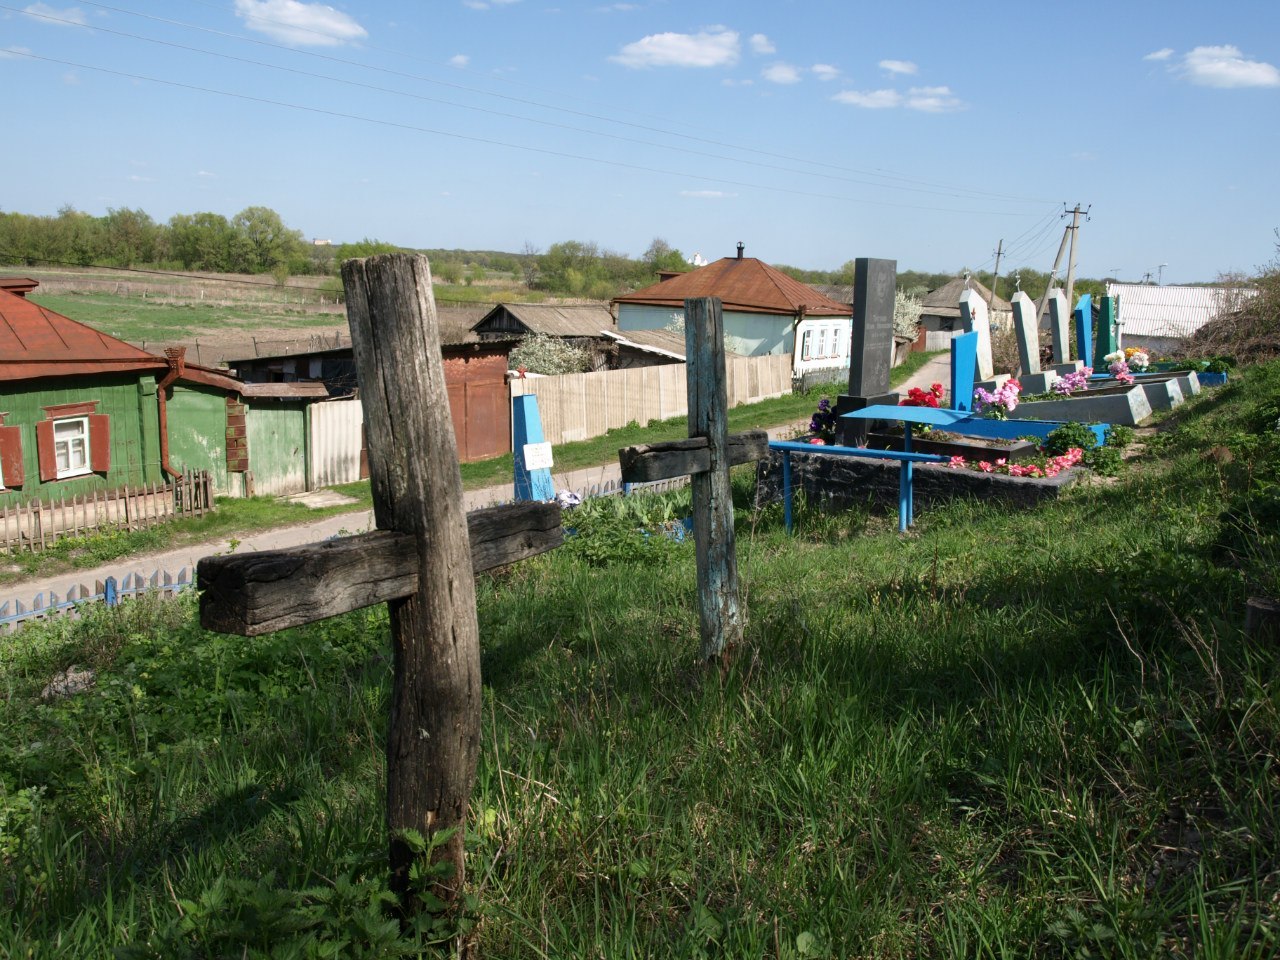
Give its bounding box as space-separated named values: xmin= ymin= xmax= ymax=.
xmin=2 ymin=253 xmax=1275 ymax=958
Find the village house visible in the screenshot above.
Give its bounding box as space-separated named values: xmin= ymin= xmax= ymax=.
xmin=0 ymin=278 xmax=326 ymax=504
xmin=610 ymin=243 xmax=854 ymax=381
xmin=1107 ymin=281 xmax=1258 ymax=355
xmin=916 ymin=277 xmax=1011 ymax=352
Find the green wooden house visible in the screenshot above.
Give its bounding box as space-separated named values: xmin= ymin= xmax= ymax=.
xmin=0 ymin=278 xmax=326 ymax=507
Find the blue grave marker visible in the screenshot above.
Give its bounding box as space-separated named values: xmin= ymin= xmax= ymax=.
xmin=949 ymin=330 xmax=979 ymax=412
xmin=1073 ymin=293 xmax=1093 ymax=371
xmin=512 ymin=394 xmax=555 ymax=502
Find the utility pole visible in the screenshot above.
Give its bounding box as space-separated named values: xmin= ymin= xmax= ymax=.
xmin=987 ymin=239 xmax=1004 ymax=310
xmin=1034 ymin=221 xmax=1072 ymax=322
xmin=1063 ymin=203 xmax=1089 ymax=307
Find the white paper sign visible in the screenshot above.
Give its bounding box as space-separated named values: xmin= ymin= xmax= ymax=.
xmin=522 ymin=441 xmax=553 ymax=471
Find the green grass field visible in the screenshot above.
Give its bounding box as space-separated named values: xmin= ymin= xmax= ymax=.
xmin=3 ymin=360 xmax=1278 ymax=956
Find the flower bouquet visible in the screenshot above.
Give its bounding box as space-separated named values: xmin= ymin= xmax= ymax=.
xmin=1123 ymin=347 xmax=1150 ymax=372
xmin=973 ymin=379 xmax=1021 ymax=419
xmin=1053 ymin=367 xmax=1093 ymax=395
xmin=807 ymin=397 xmax=838 ymax=445
xmin=900 ymin=382 xmax=946 ymax=408
xmin=1103 ymin=351 xmax=1134 ymax=385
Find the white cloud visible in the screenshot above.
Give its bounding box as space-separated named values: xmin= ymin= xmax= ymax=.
xmin=1143 ymin=48 xmax=1174 ymax=61
xmin=879 ymin=59 xmax=917 ymax=75
xmin=903 ymin=85 xmax=964 ymax=112
xmin=762 ymin=62 xmax=801 ymax=84
xmin=832 ymin=84 xmax=965 ymax=112
xmin=233 ymin=0 xmax=367 ymax=47
xmin=0 ymin=46 xmax=35 ymax=58
xmin=721 ymin=77 xmax=754 ymax=87
xmin=1180 ymin=45 xmax=1280 ymax=88
xmin=22 ymin=3 xmax=86 ymax=26
xmin=811 ymin=63 xmax=840 ymax=82
xmin=62 ymin=70 xmax=78 ymax=84
xmin=463 ymin=0 xmax=520 ymax=9
xmin=749 ymin=33 xmax=774 ymax=55
xmin=197 ymin=170 xmax=218 ymax=178
xmin=611 ymin=28 xmax=739 ymax=68
xmin=832 ymin=88 xmax=901 ymax=108
xmin=681 ymin=189 xmax=737 ymax=198
xmin=449 ymin=54 xmax=469 ymax=67
xmin=128 ymin=174 xmax=153 ymax=182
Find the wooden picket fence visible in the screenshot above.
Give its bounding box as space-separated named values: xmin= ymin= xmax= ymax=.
xmin=0 ymin=567 xmax=193 ymax=632
xmin=0 ymin=469 xmax=214 ymax=554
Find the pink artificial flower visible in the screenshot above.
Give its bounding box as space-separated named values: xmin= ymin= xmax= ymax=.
xmin=808 ymin=438 xmax=826 ymax=445
xmin=948 ymin=455 xmax=967 ymax=469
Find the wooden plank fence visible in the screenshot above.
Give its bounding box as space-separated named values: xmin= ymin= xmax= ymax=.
xmin=0 ymin=567 xmax=193 ymax=632
xmin=511 ymin=353 xmax=792 ymax=445
xmin=0 ymin=469 xmax=213 ymax=554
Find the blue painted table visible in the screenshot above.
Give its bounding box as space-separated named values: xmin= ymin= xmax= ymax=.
xmin=769 ymin=439 xmax=948 ymax=534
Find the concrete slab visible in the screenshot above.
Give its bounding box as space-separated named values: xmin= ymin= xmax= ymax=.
xmin=1008 ymin=385 xmax=1155 ymax=426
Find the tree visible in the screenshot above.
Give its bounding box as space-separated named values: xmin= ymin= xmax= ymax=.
xmin=508 ymin=334 xmax=592 ymax=375
xmin=230 ymin=206 xmax=303 ymax=273
xmin=104 ymin=207 xmax=158 ymax=267
xmin=641 ymin=237 xmax=689 ymax=276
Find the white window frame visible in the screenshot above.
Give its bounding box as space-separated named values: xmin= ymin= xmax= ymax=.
xmin=54 ymin=416 xmax=91 ymax=480
xmin=800 ymin=330 xmax=811 ymax=361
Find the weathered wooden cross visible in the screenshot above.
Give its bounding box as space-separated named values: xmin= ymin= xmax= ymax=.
xmin=617 ymin=297 xmax=768 ymax=660
xmin=197 ymin=254 xmax=563 ymax=914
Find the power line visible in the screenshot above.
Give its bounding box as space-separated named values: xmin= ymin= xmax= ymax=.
xmin=9 ymin=5 xmax=1047 ymax=205
xmin=8 ymin=49 xmax=1045 ymax=219
xmin=44 ymin=0 xmax=1053 ymax=206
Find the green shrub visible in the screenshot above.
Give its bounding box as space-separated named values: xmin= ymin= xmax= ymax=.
xmin=1043 ymin=421 xmax=1098 ymax=456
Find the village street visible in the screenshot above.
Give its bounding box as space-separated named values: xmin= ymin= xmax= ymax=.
xmin=0 ymin=351 xmax=953 ymax=617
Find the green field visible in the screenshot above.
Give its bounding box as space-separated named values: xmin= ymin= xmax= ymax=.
xmin=3 ymin=359 xmax=1279 ymax=956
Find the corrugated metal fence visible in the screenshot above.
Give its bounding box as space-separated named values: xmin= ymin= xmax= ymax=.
xmin=511 ymin=353 xmax=792 ymax=445
xmin=309 ymin=397 xmax=365 ymax=488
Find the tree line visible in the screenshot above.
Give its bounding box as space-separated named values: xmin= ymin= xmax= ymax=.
xmin=0 ymin=204 xmax=1114 ymax=301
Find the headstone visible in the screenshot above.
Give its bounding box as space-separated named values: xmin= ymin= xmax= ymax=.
xmin=1012 ymin=292 xmax=1056 ymax=394
xmin=836 ymin=257 xmax=899 ymax=444
xmin=950 ymin=330 xmax=979 ymax=412
xmin=1073 ymin=293 xmax=1093 ymax=377
xmin=513 ymin=394 xmax=555 ymax=501
xmin=958 ymin=289 xmax=994 ymax=381
xmin=1046 ymin=289 xmax=1082 ymax=373
xmin=1094 ymin=296 xmax=1119 ymax=371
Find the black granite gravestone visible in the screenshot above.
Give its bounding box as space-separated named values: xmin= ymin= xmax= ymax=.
xmin=836 ymin=257 xmax=899 ymax=444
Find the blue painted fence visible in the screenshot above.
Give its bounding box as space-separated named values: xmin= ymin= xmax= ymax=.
xmin=0 ymin=568 xmax=192 ymax=632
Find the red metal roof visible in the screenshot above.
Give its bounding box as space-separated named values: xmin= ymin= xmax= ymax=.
xmin=613 ymin=257 xmax=853 ymax=317
xmin=0 ymin=287 xmax=168 ymax=382
xmin=0 ymin=277 xmax=40 ymax=296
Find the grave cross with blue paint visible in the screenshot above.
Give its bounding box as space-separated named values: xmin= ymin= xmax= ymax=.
xmin=512 ymin=393 xmax=555 ymax=502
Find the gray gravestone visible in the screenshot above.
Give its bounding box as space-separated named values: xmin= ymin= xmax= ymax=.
xmin=1012 ymin=292 xmax=1056 ymax=394
xmin=959 ymin=289 xmax=994 ymax=381
xmin=836 ymin=258 xmax=899 ymax=444
xmin=1046 ymin=288 xmax=1082 ymax=374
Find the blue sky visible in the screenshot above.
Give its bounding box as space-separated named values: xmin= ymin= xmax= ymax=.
xmin=3 ymin=0 xmax=1278 ymax=282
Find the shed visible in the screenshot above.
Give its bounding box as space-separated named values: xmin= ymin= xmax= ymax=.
xmin=1107 ymin=282 xmax=1258 ymax=354
xmin=917 ymin=278 xmax=1011 ymax=351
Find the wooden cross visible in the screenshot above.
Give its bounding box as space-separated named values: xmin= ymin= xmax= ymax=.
xmin=198 ymin=254 xmax=563 ymax=916
xmin=618 ymin=297 xmax=766 ymax=660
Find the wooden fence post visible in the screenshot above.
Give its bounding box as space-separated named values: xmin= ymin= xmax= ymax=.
xmin=685 ymin=297 xmax=745 ymax=661
xmin=341 ymin=254 xmax=482 ymax=911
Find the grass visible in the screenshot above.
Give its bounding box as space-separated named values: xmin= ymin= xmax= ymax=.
xmin=2 ymin=358 xmax=1279 ymax=956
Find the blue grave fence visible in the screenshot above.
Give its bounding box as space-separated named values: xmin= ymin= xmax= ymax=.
xmin=0 ymin=567 xmax=193 ymax=632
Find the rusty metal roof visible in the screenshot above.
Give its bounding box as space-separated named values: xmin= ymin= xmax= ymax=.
xmin=612 ymin=257 xmax=853 ymax=317
xmin=0 ymin=287 xmax=169 ymax=382
xmin=474 ymin=302 xmax=616 ymax=338
xmin=0 ymin=277 xmax=40 ymax=296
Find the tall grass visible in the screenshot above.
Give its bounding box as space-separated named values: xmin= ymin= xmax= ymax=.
xmin=3 ymin=363 xmax=1279 ymax=956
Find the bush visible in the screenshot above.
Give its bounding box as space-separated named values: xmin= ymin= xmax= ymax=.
xmin=509 ymin=334 xmax=592 ymax=375
xmin=1043 ymin=421 xmax=1098 ymax=456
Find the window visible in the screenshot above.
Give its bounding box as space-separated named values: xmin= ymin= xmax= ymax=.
xmin=816 ymin=328 xmax=827 ymax=359
xmin=54 ymin=417 xmax=90 ymax=478
xmin=36 ymin=401 xmax=110 ymax=483
xmin=800 ymin=331 xmax=811 ymax=361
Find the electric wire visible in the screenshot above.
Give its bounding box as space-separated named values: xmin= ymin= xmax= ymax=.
xmin=7 ymin=49 xmax=1046 ymax=219
xmin=50 ymin=0 xmax=1054 ymax=206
